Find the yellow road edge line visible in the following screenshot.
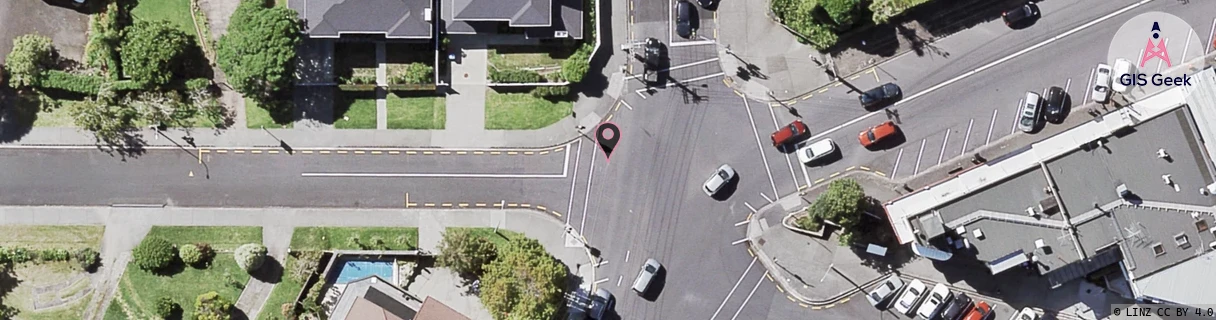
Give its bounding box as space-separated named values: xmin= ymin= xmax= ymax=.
xmin=551 ymin=211 xmax=562 ymax=217
xmin=371 ymin=151 xmax=383 ymax=155
xmin=520 ymin=204 xmax=531 ymax=208
xmin=801 ymin=94 xmax=813 ymax=100
xmin=786 ymin=295 xmax=795 ymax=303
xmin=849 ymin=74 xmax=861 ymax=80
xmin=539 ymin=151 xmax=550 ymax=155
xmin=354 ymin=151 xmax=365 ymax=154
xmin=553 ymin=147 xmax=564 ymax=152
xmin=860 ymin=166 xmax=870 ymax=170
xmin=524 ymin=151 xmax=535 ymax=155
xmin=507 ymin=203 xmax=519 ymax=207
xmin=423 ymin=151 xmax=434 ymax=155
xmin=424 ymin=203 xmax=436 ymax=207
xmin=814 ymin=178 xmax=826 ymax=184
xmin=776 ymin=285 xmax=785 ymax=293
xmin=440 ymin=151 xmax=451 ymax=155
xmin=389 ymin=151 xmax=401 ymax=155
xmin=252 ymin=150 xmax=263 ymax=154
xmin=473 ymin=151 xmax=484 ymax=155
xmin=456 ymin=151 xmax=467 ymax=155
xmin=818 ymin=87 xmax=830 ymax=93
xmin=765 ymin=273 xmax=774 ymax=282
xmin=536 ymin=205 xmax=547 ymax=210
xmin=301 ymin=150 xmax=312 ymax=154
xmin=406 ymin=203 xmax=417 ymax=208
xmin=605 ymin=114 xmax=614 ymax=122
xmin=798 ymin=185 xmax=809 ymax=191
xmin=846 ymin=166 xmax=856 ymax=171
xmin=507 ymin=151 xmax=519 ymax=155
xmin=490 ymin=151 xmax=502 ymax=155
xmin=876 ymin=171 xmax=888 ymax=177
xmin=407 ymin=151 xmax=418 ymax=155
xmin=441 ymin=203 xmax=453 ymax=207
xmin=475 ymin=203 xmax=487 ymax=207
xmin=829 ymin=172 xmax=841 ymax=178
xmin=216 ymin=150 xmax=228 ymax=154
xmin=812 ymin=306 xmax=824 ymax=310
xmin=458 ymin=203 xmax=469 ymax=207
xmin=747 ymin=248 xmax=755 ymax=257
xmin=799 ymin=303 xmax=809 ymax=308
xmin=235 ymin=150 xmax=246 ymax=154
xmin=839 ymin=297 xmax=850 ymax=304
xmin=337 ymin=150 xmax=348 ymax=154
xmin=833 ymin=82 xmax=842 ymax=87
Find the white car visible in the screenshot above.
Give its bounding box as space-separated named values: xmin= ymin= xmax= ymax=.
xmin=1092 ymin=63 xmax=1112 ymax=103
xmin=702 ymin=164 xmax=736 ymax=196
xmin=1011 ymin=307 xmax=1042 ymax=320
xmin=893 ymin=279 xmax=928 ymax=316
xmin=916 ymin=283 xmax=953 ymax=320
xmin=795 ymin=139 xmax=836 ymax=165
xmin=1112 ymin=58 xmax=1135 ymax=93
xmin=866 ymin=274 xmax=905 ymax=308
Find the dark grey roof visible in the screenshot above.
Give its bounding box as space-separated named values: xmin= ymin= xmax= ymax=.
xmin=294 ymin=0 xmax=433 ymax=39
xmin=451 ymin=0 xmax=551 ymax=26
xmin=936 ymin=168 xmax=1065 ymax=225
xmin=961 ymin=218 xmax=1079 ymax=274
xmin=523 ymin=0 xmax=584 ymax=39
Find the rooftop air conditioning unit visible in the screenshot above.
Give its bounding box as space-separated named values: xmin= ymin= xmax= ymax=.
xmin=424 ymin=8 xmax=432 ymax=22
xmin=1026 ymin=206 xmax=1038 ymax=217
xmin=555 ymin=30 xmax=569 ymax=38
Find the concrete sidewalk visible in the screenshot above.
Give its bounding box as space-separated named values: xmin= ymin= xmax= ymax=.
xmin=2 ymin=206 xmax=596 ymax=320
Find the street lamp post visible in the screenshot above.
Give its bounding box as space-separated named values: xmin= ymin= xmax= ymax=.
xmin=152 ymin=127 xmax=210 ymax=179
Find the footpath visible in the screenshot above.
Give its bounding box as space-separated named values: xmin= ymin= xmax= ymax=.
xmin=0 ymin=206 xmax=596 ymax=320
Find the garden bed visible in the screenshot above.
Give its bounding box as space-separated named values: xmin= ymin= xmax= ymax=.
xmin=5 ymin=262 xmax=94 ymax=320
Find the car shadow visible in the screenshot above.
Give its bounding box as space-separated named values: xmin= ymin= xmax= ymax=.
xmin=710 ymin=174 xmax=740 ymax=201
xmin=807 ymin=149 xmax=844 ymax=167
xmin=640 ymin=267 xmax=666 ymax=301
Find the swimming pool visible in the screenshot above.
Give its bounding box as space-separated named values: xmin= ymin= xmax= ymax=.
xmin=334 ymin=259 xmax=395 ymax=284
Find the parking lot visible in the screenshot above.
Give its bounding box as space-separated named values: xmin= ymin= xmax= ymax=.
xmin=0 ymin=0 xmax=89 ymax=64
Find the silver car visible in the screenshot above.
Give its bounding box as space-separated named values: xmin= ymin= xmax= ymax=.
xmin=632 ymin=258 xmax=662 ymax=295
xmin=866 ymin=274 xmax=905 ymax=308
xmin=1017 ymin=91 xmax=1042 ymax=133
xmin=703 ymin=164 xmax=736 ymax=196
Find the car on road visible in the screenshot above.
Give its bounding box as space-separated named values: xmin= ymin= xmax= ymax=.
xmin=795 ymin=139 xmax=836 ymax=165
xmin=589 ymin=288 xmax=614 ymax=319
xmin=1112 ymin=58 xmax=1135 ymax=93
xmin=676 ymin=0 xmax=695 ymax=39
xmin=859 ymin=83 xmax=902 ymax=108
xmin=1018 ymin=91 xmax=1042 ymax=133
xmin=1001 ymin=3 xmax=1039 ymax=28
xmin=771 ymin=120 xmax=809 ymax=147
xmin=1010 ymin=307 xmax=1042 ymax=320
xmin=697 ymin=0 xmax=713 ymax=8
xmin=632 ymin=258 xmax=662 ymax=295
xmin=1044 ymin=86 xmax=1067 ymax=123
xmin=866 ymin=274 xmax=905 ymax=308
xmin=893 ymin=279 xmax=927 ymax=316
xmin=963 ymin=301 xmax=993 ymax=320
xmin=859 ymin=121 xmax=899 ymax=148
xmin=702 ymin=164 xmax=736 ymax=196
xmin=1092 ymin=63 xmax=1113 ymax=103
xmin=643 ymin=38 xmax=663 ymax=83
xmin=916 ymin=283 xmax=953 ymax=320
xmin=941 ymin=292 xmax=973 ymax=320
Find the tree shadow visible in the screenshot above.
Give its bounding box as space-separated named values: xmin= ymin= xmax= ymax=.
xmin=251 ymin=256 xmax=284 ymax=284
xmin=0 ymin=88 xmax=41 ymax=143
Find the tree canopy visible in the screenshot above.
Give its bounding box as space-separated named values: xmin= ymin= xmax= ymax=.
xmin=121 ymin=20 xmax=194 ymax=88
xmin=808 ymin=178 xmax=867 ymax=244
xmin=480 ymin=237 xmax=567 ymax=320
xmin=217 ymin=0 xmax=301 ymax=100
xmin=68 ymin=85 xmax=138 ymax=148
xmin=820 ymin=0 xmax=862 ymax=29
xmin=436 ymin=228 xmax=498 ymax=276
xmin=6 ymin=34 xmax=55 ymax=88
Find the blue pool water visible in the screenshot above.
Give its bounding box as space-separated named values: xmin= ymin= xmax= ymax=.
xmin=335 ymin=259 xmax=394 ymax=284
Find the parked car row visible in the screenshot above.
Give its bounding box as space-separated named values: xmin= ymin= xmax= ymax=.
xmin=866 ymin=275 xmax=1040 ymax=320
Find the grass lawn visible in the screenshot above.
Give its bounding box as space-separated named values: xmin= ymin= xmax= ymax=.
xmin=31 ymin=100 xmax=79 ymax=127
xmin=290 ymin=227 xmax=419 ymax=251
xmin=386 ymin=94 xmax=445 ymax=129
xmin=334 ymin=94 xmax=378 ymax=129
xmin=130 ymin=0 xmax=195 ymax=34
xmin=487 ymin=46 xmax=576 ymax=70
xmin=104 ymin=253 xmax=249 ymax=320
xmin=485 ymin=90 xmax=572 ymax=130
xmin=455 ymin=227 xmax=522 ymax=248
xmin=255 ymin=255 xmax=304 ymax=320
xmin=246 ymin=98 xmax=294 ymax=129
xmin=0 ymin=225 xmax=103 ymax=250
xmin=144 ymin=226 xmax=263 ymax=251
xmin=4 ymin=262 xmax=94 ymax=320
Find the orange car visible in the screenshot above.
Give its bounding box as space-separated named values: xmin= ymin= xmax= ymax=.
xmin=771 ymin=120 xmax=809 ymax=147
xmin=961 ymin=301 xmax=992 ymax=320
xmin=859 ymin=121 xmax=899 ymax=147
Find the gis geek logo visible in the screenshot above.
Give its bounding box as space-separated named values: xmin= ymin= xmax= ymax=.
xmin=1109 ymin=13 xmax=1202 ymax=89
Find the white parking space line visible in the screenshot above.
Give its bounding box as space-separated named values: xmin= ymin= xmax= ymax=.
xmin=765 ymin=106 xmax=799 ymax=193
xmin=668 ymin=0 xmax=674 ymax=44
xmin=565 ymin=139 xmax=584 ymax=225
xmin=799 ymin=158 xmax=812 ymax=189
xmin=1064 ymin=78 xmax=1072 ymax=95
xmin=891 ymin=148 xmax=904 ymax=178
xmin=724 ymin=272 xmax=763 ymax=320
xmin=744 ymin=202 xmax=757 ymax=213
xmin=1182 ymin=29 xmax=1194 ymax=62
xmin=742 ymin=97 xmax=780 ymax=197
xmin=580 ymin=146 xmax=599 ymax=234
xmin=635 ymin=89 xmax=649 ymax=99
xmin=710 ymin=257 xmax=758 ymax=320
xmin=624 ymin=58 xmax=720 ymax=80
xmin=1157 ymin=39 xmax=1169 ymax=73
xmin=1083 ymin=68 xmax=1095 ymax=104
xmin=960 ymin=119 xmax=974 ymax=157
xmin=670 ymin=40 xmax=719 ymax=47
xmin=986 ymin=109 xmax=998 ymax=145
xmin=617 ymin=276 xmax=623 ymax=287
xmin=622 ymin=100 xmax=633 ymax=110
xmin=1207 ymin=18 xmax=1216 ymax=54
xmin=1010 ymin=99 xmax=1023 ymax=135
xmin=913 ymin=139 xmax=927 ymax=176
xmin=760 ymin=192 xmax=774 ymax=203
xmin=937 ymin=130 xmax=951 ymax=165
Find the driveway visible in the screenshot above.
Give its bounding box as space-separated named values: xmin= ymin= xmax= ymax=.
xmin=0 ymin=0 xmax=89 ymax=64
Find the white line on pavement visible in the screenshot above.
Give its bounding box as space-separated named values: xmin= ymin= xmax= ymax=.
xmin=668 ymin=0 xmax=673 ymax=44
xmin=765 ymin=104 xmax=800 ymax=193
xmin=670 ymin=40 xmax=719 ymax=47
xmin=799 ymin=156 xmax=812 ymax=190
xmin=710 ymin=257 xmax=758 ymax=320
xmin=566 ymin=139 xmax=583 ymax=224
xmin=621 ymin=100 xmax=633 ymax=110
xmin=913 ymin=139 xmax=927 ymax=176
xmin=742 ymin=97 xmax=780 ymax=197
xmin=734 ymin=220 xmax=749 ymax=226
xmin=624 ymin=58 xmax=720 ymax=80
xmin=1064 ymin=78 xmax=1072 ymax=96
xmin=891 ymin=148 xmax=904 ymax=178
xmin=760 ymin=192 xmax=774 ymax=203
xmin=617 ymin=276 xmax=623 ymax=287
xmin=594 ymin=278 xmax=610 ymax=284
xmin=802 ymin=0 xmax=1153 ymax=143
xmin=938 ymin=130 xmax=951 ymax=165
xmin=986 ymin=109 xmax=998 ymax=145
xmin=1083 ymin=67 xmax=1095 ymax=104
xmin=580 ymin=146 xmax=599 ymax=234
xmin=670 ymin=72 xmax=727 ymax=87
xmin=1011 ymin=99 xmax=1023 ymax=135
xmin=302 ymin=172 xmax=566 ymax=178
xmin=625 ymin=250 xmax=631 ymax=263
xmin=1207 ymin=18 xmax=1216 ymax=54
xmin=1157 ymin=38 xmax=1169 ymax=73
xmin=635 ymin=88 xmax=649 ymax=99
xmin=731 ymin=238 xmax=748 ymax=245
xmin=745 ymin=202 xmax=758 ymax=213
xmin=1182 ymin=29 xmax=1194 ymax=62
xmin=961 ymin=119 xmax=974 ymax=157
xmin=730 ymin=271 xmax=768 ymax=320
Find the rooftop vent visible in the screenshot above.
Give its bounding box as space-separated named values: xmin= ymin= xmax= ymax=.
xmin=424 ymin=8 xmax=432 ymax=22
xmin=1026 ymin=206 xmax=1038 ymax=217
xmin=1152 ymin=243 xmax=1166 ymax=256
xmin=973 ymin=229 xmax=985 ymax=240
xmin=1175 ymin=233 xmax=1191 ymax=249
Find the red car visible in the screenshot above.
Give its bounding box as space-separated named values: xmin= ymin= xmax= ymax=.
xmin=771 ymin=120 xmax=809 ymax=147
xmin=962 ymin=301 xmax=993 ymax=320
xmin=858 ymin=121 xmax=899 ymax=147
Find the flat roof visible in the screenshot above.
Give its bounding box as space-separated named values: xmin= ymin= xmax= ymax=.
xmin=936 ymin=167 xmax=1065 ymax=227
xmin=1134 ymin=250 xmax=1216 ymax=306
xmin=294 ymin=0 xmax=434 ymax=39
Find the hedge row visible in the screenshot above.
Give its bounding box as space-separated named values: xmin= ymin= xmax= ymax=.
xmin=490 ymin=69 xmax=544 ymax=83
xmin=38 ymin=70 xmax=154 ymax=95
xmin=0 ymin=246 xmax=99 ymax=270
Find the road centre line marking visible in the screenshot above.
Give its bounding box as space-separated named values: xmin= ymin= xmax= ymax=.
xmin=803 ymin=0 xmax=1152 ymax=143
xmin=890 ymin=148 xmax=904 ymax=178
xmin=710 ymin=257 xmax=758 ymax=320
xmin=961 ymin=119 xmax=973 ymax=157
xmin=730 ymin=272 xmax=768 ymax=320
xmin=938 ymin=129 xmax=950 ymax=165
xmin=986 ymin=109 xmax=998 ymax=145
xmin=913 ymin=139 xmax=927 ymax=176
xmin=1011 ymin=99 xmax=1023 ymax=134
xmin=1208 ymin=18 xmax=1216 ymax=54
xmin=301 ymin=172 xmax=567 ymax=178
xmin=742 ymin=97 xmax=780 ymax=197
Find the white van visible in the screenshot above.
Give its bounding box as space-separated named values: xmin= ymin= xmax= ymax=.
xmin=1112 ymin=58 xmax=1135 ymax=93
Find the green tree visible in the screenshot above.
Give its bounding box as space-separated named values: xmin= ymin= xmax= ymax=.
xmin=820 ymin=0 xmax=862 ymax=29
xmin=194 ymin=291 xmax=232 ymax=320
xmin=154 ymin=297 xmax=180 ymax=319
xmin=480 ymin=237 xmax=566 ymax=320
xmin=217 ymin=0 xmax=301 ymax=100
xmin=6 ymin=34 xmax=55 ymax=88
xmin=234 ymin=243 xmax=268 ymax=273
xmin=68 ymin=85 xmax=138 ymax=148
xmin=560 ymin=44 xmax=592 ymax=83
xmin=180 ymin=243 xmax=205 ymax=266
xmin=74 ymin=247 xmax=100 ymax=271
xmin=121 ymin=20 xmax=194 ymax=87
xmin=435 ymin=229 xmax=498 ymax=276
xmin=133 ymin=236 xmax=176 ymax=271
xmin=808 ymin=179 xmax=867 ymax=244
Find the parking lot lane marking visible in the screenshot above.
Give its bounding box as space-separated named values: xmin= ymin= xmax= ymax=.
xmin=745 ymin=202 xmax=758 ymax=213
xmin=890 ymin=148 xmax=905 ymax=178
xmin=872 ymin=67 xmax=880 ymax=82
xmin=730 ymin=272 xmax=768 ymax=320
xmin=961 ymin=119 xmax=974 ymax=157
xmin=1011 ymin=99 xmax=1023 ymax=134
xmin=731 ymin=238 xmax=748 ymax=245
xmin=1064 ymin=78 xmax=1072 ymax=96
xmin=986 ymin=109 xmax=998 ymax=145
xmin=1208 ymin=18 xmax=1216 ymax=54
xmin=938 ymin=129 xmax=951 ymax=165
xmin=1182 ymin=31 xmax=1193 ymax=62
xmin=742 ymin=97 xmax=780 ymax=197
xmin=621 ymin=100 xmax=633 ymax=110
xmin=764 ymin=103 xmax=800 ymax=192
xmin=710 ymin=257 xmax=758 ymax=320
xmin=760 ymin=193 xmax=774 ymax=203
xmin=913 ymin=139 xmax=927 ymax=176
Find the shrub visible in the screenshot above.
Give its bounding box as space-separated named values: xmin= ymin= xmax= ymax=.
xmin=795 ymin=215 xmax=823 ymax=231
xmin=180 ymin=244 xmax=204 ymax=266
xmin=186 ymin=78 xmax=213 ymax=92
xmin=133 ymin=236 xmax=176 ymax=271
xmin=870 ymin=0 xmax=931 ymax=24
xmin=40 ymin=70 xmax=104 ymax=95
xmin=74 ymin=248 xmax=100 ymax=271
xmin=234 ymin=243 xmax=268 ymax=273
xmin=288 ymin=251 xmax=322 ymax=283
xmin=821 ymin=0 xmax=862 ymax=29
xmin=154 ymin=297 xmax=179 ymax=319
xmin=436 ymin=229 xmax=498 ymax=276
xmin=195 ymin=243 xmax=216 ymax=263
xmin=122 ymin=20 xmax=194 ymax=87
xmin=490 ymin=69 xmax=543 ymax=83
xmin=808 ymin=179 xmax=867 ymax=245
xmin=531 ymin=86 xmax=570 ymax=98
xmin=804 ymin=22 xmax=840 ymax=51
xmin=38 ymin=248 xmax=70 ymax=262
xmin=0 ymin=247 xmax=33 ymax=264
xmin=481 ymin=237 xmax=566 ymax=320
xmin=281 ymin=302 xmax=297 ymax=319
xmin=302 ymin=281 xmax=325 ymax=314
xmin=6 ymin=34 xmax=55 ymax=88
xmin=560 ymin=45 xmax=592 ymax=83
xmin=84 ymin=2 xmax=122 ymax=74
xmin=194 ymin=291 xmax=232 ymax=320
xmin=394 ymin=62 xmax=432 ymax=85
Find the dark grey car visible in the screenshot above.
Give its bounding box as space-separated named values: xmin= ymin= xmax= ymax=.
xmin=676 ymin=0 xmax=695 ymax=38
xmin=941 ymin=292 xmax=973 ymax=320
xmin=859 ymin=83 xmax=902 ymax=108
